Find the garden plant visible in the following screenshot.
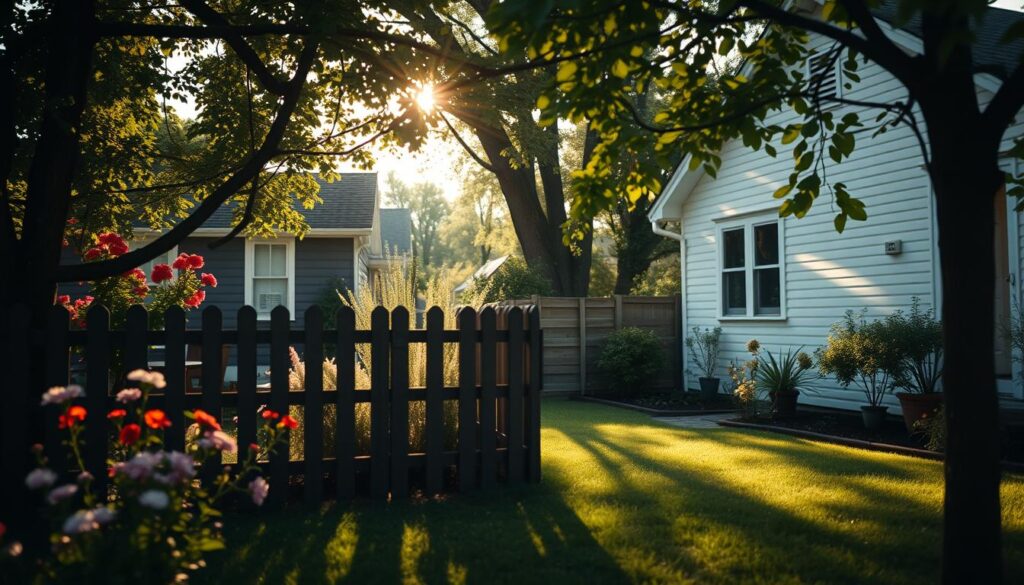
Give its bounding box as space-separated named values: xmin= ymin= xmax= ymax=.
xmin=596 ymin=327 xmax=665 ymax=397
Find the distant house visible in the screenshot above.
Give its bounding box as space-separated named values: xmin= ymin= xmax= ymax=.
xmin=454 ymin=255 xmax=510 ymax=295
xmin=648 ymin=4 xmax=1024 ymax=411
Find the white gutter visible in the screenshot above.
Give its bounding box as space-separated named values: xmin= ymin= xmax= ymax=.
xmin=651 ymin=219 xmax=688 ymax=391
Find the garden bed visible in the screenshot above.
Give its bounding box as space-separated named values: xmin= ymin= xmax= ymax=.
xmin=575 ymin=391 xmax=738 ymax=416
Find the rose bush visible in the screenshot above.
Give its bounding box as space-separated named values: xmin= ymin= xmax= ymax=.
xmin=17 ymin=369 xmax=288 ymax=583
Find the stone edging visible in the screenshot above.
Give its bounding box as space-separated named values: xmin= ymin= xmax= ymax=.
xmin=571 ymin=395 xmax=739 ymax=417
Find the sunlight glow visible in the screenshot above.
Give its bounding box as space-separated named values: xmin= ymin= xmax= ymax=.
xmin=414 ymin=82 xmax=436 ymax=113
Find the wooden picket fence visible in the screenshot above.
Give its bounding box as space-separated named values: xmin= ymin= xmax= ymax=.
xmin=1 ymin=303 xmax=541 ymax=510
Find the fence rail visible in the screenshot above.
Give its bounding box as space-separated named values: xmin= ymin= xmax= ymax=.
xmin=1 ymin=303 xmax=542 ymax=513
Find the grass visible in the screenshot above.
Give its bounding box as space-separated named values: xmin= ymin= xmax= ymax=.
xmin=197 ymin=399 xmax=1024 ymax=585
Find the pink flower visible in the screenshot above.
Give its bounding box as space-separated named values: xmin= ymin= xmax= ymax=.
xmin=127 ymin=369 xmax=166 ymax=389
xmin=46 ymin=484 xmax=78 ymax=505
xmin=41 ymin=385 xmax=84 ymax=406
xmin=150 ymin=263 xmax=173 ymax=283
xmin=200 ymin=272 xmax=217 ymax=287
xmin=56 ymin=294 xmax=70 ymax=305
xmin=199 ymin=430 xmax=237 ymax=454
xmin=249 ymin=477 xmax=269 ymax=506
xmin=25 ymin=468 xmax=57 ymax=490
xmin=115 ymin=388 xmax=142 ymax=404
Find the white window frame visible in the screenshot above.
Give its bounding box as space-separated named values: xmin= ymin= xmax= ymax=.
xmin=715 ymin=213 xmax=787 ymax=321
xmin=244 ymin=238 xmax=296 ymax=320
xmin=132 ymin=236 xmax=178 ymax=285
xmin=805 ymin=49 xmax=843 ymax=104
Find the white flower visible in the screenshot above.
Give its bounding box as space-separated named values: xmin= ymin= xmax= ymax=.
xmin=249 ymin=477 xmax=269 ymax=506
xmin=62 ymin=506 xmax=116 ymax=535
xmin=138 ymin=490 xmax=169 ymax=510
xmin=126 ymin=369 xmax=166 ymax=389
xmin=201 ymin=430 xmax=237 ymax=454
xmin=92 ymin=506 xmax=116 ymax=525
xmin=46 ymin=484 xmax=78 ymax=505
xmin=115 ymin=387 xmax=142 ymax=404
xmin=40 ymin=385 xmax=84 ymax=406
xmin=25 ymin=468 xmax=58 ymax=490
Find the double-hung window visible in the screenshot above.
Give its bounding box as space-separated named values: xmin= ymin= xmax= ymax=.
xmin=717 ymin=216 xmax=785 ymax=319
xmin=245 ymin=239 xmax=295 ymax=319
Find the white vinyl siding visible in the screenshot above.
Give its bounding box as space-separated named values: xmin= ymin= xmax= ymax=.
xmin=244 ymin=239 xmax=296 ymax=319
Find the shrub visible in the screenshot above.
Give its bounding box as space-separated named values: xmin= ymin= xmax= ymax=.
xmin=817 ymin=310 xmax=903 ymax=406
xmin=727 ymin=358 xmax=760 ymax=419
xmin=886 ymin=298 xmax=943 ymax=394
xmin=747 ymin=340 xmax=815 ymax=395
xmin=685 ymin=326 xmax=721 ymax=379
xmin=596 ymin=327 xmax=665 ymax=395
xmin=471 ymin=257 xmax=553 ymax=303
xmin=914 ymin=405 xmax=946 ymax=452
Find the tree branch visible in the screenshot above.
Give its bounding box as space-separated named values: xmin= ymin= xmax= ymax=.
xmin=55 ymin=42 xmax=319 ymax=282
xmin=439 ymin=111 xmax=496 ymax=172
xmin=982 ymin=62 xmax=1024 ymax=142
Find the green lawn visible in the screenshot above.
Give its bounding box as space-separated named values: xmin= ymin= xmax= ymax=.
xmin=198 ymin=399 xmax=1024 ymax=585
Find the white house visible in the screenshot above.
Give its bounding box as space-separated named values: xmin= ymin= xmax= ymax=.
xmin=648 ymin=2 xmax=1024 ymax=412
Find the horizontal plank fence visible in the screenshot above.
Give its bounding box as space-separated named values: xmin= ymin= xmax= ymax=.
xmin=502 ymin=295 xmax=681 ymax=394
xmin=1 ymin=303 xmax=541 ymax=515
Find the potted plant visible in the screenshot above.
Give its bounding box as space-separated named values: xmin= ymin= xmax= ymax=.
xmin=747 ymin=339 xmax=814 ymax=417
xmin=686 ymin=326 xmax=722 ymax=400
xmin=887 ymin=299 xmax=944 ymax=432
xmin=818 ymin=310 xmax=902 ymax=431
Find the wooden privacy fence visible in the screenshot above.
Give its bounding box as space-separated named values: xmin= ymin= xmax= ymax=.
xmin=1 ymin=303 xmax=541 ymax=510
xmin=503 ymin=295 xmax=681 ymax=394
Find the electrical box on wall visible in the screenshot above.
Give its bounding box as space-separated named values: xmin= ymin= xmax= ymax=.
xmin=884 ymin=240 xmax=902 ymax=255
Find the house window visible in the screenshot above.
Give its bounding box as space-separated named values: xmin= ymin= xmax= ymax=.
xmin=806 ymin=50 xmax=842 ymax=101
xmin=133 ymin=237 xmax=177 ymax=284
xmin=245 ymin=239 xmax=295 ymax=319
xmin=717 ymin=216 xmax=785 ymax=319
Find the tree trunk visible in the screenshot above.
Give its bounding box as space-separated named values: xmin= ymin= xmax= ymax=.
xmin=931 ymin=134 xmax=1004 ymax=585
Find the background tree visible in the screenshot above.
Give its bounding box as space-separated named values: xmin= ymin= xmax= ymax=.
xmin=490 ymin=0 xmax=1024 ymax=582
xmin=384 ymin=172 xmax=448 ymax=267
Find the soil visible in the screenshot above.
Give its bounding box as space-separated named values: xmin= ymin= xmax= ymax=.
xmin=596 ymin=391 xmax=738 ymax=412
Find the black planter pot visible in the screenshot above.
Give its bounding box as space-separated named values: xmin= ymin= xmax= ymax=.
xmin=770 ymin=390 xmax=800 ymax=417
xmin=861 ymin=405 xmax=889 ymax=430
xmin=699 ymin=377 xmax=720 ymax=400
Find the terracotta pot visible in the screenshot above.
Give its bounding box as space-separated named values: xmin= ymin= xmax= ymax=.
xmin=896 ymin=392 xmax=944 ymax=433
xmin=770 ymin=390 xmax=799 ymax=417
xmin=861 ymin=405 xmax=889 ymax=431
xmin=698 ymin=377 xmax=720 ymax=400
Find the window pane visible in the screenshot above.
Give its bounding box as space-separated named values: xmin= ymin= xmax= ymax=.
xmin=253 ymin=278 xmax=287 ymax=312
xmin=723 ymin=271 xmax=746 ymax=314
xmin=754 ymin=223 xmax=779 ymax=266
xmin=254 ymin=244 xmax=271 ymax=277
xmin=723 ymin=228 xmax=745 ymax=269
xmin=270 ymin=245 xmax=287 ymax=276
xmin=755 ymin=268 xmax=781 ymax=315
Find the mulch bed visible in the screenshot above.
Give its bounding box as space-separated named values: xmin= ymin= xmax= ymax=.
xmin=576 ymin=392 xmax=738 ymax=416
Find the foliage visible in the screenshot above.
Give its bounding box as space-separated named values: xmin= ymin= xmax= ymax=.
xmin=914 ymin=405 xmax=947 ymax=453
xmin=886 ymin=298 xmax=943 ymax=394
xmin=1008 ymin=297 xmax=1024 ymax=378
xmin=817 ymin=311 xmax=902 ymax=407
xmin=727 ymin=358 xmax=760 ymax=420
xmin=434 ymin=162 xmax=518 ymax=272
xmin=384 ymin=173 xmax=449 ymax=267
xmin=685 ymin=326 xmax=721 ymax=379
xmin=747 ymin=339 xmax=815 ymax=395
xmin=631 ymin=254 xmax=680 ymax=296
xmin=595 ymin=327 xmax=665 ymax=395
xmin=23 ymin=370 xmax=288 ymax=583
xmin=471 ymin=257 xmax=553 ymax=303
xmin=588 ymin=253 xmax=617 ymax=297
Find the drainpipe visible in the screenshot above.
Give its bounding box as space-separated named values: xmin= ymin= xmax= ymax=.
xmin=651 ymin=219 xmax=688 ymax=392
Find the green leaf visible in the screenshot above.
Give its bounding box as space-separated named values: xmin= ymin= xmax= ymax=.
xmin=556 ymin=61 xmax=577 ymax=83
xmin=834 ymin=213 xmax=847 ymax=233
xmin=773 ymin=184 xmax=793 ymax=199
xmin=781 ymin=126 xmax=801 ymax=144
xmin=611 ymin=59 xmax=629 ymax=79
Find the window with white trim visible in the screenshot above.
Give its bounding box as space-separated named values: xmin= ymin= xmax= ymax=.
xmin=245 ymin=239 xmax=295 ymax=318
xmin=133 ymin=237 xmax=177 ymax=284
xmin=718 ymin=217 xmax=784 ymax=318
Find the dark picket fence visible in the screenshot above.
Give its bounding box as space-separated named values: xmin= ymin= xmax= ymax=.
xmin=1 ymin=303 xmax=541 ymax=511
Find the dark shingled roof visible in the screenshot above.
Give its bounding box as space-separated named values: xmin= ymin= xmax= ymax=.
xmin=872 ymin=4 xmax=1024 ymax=80
xmin=201 ymin=173 xmax=378 ymax=230
xmin=380 ymin=208 xmax=412 ymax=254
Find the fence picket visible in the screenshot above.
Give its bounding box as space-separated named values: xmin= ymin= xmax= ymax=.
xmin=304 ymin=306 xmax=324 ymax=506
xmin=236 ymin=307 xmax=257 ymax=463
xmin=164 ymin=307 xmax=186 ymax=451
xmin=458 ymin=307 xmax=477 ymax=492
xmin=335 ymin=307 xmax=356 ymax=499
xmin=480 ymin=307 xmax=497 ymax=488
xmin=369 ymin=306 xmax=389 ymax=499
xmin=123 ymin=305 xmax=148 ymax=374
xmin=44 ymin=306 xmax=70 ymax=477
xmin=506 ymin=307 xmax=524 ymax=483
xmin=390 ymin=307 xmax=410 ymax=498
xmin=84 ymin=305 xmax=110 ymax=498
xmin=527 ymin=306 xmax=542 ymax=482
xmin=200 ymin=307 xmax=223 ymax=484
xmin=269 ymin=306 xmax=290 ymax=507
xmin=425 ymin=307 xmax=444 ymax=495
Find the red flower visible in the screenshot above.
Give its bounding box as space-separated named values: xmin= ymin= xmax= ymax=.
xmin=171 ymin=253 xmax=189 ymax=270
xmin=184 ymin=290 xmax=206 ymax=308
xmin=97 ymin=232 xmax=123 ymax=246
xmin=151 ymin=263 xmax=173 ymax=283
xmin=249 ymin=443 xmax=260 ymax=452
xmin=125 ymin=268 xmax=146 ymax=282
xmin=84 ymin=247 xmax=103 ymax=261
xmin=119 ymin=423 xmax=141 ymax=446
xmin=108 ymin=241 xmax=129 ymax=256
xmin=0 ymin=521 xmax=5 ymax=540
xmin=66 ymin=218 xmax=78 ymax=225
xmin=277 ymin=415 xmax=299 ymax=430
xmin=57 ymin=295 xmax=71 ymax=305
xmin=186 ymin=254 xmax=204 ymax=269
xmin=107 ymin=409 xmax=127 ymax=420
xmin=144 ymin=409 xmax=171 ymax=430
xmin=59 ymin=405 xmax=87 ymax=430
xmin=133 ymin=285 xmax=149 ymax=297
xmin=200 ymin=272 xmax=218 ymax=288
xmin=261 ymin=409 xmax=280 ymax=421
xmin=192 ymin=409 xmax=221 ymax=431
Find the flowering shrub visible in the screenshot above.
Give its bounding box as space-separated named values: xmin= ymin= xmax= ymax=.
xmin=21 ymin=369 xmax=288 ymax=583
xmin=58 ymin=232 xmax=217 ymax=330
xmin=727 ymin=358 xmax=760 ymax=419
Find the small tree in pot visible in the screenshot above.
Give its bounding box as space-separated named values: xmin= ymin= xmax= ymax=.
xmin=818 ymin=311 xmax=902 ymax=431
xmin=686 ymin=326 xmax=721 ymax=400
xmin=747 ymin=339 xmax=815 ymax=418
xmin=887 ymin=299 xmax=944 ymax=432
